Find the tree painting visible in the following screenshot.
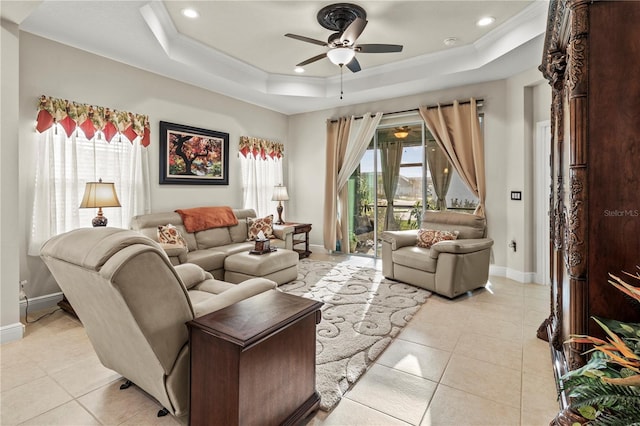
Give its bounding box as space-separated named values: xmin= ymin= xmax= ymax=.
xmin=168 ymin=131 xmax=223 ymax=177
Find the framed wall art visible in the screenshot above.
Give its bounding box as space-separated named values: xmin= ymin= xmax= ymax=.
xmin=159 ymin=121 xmax=229 ymax=185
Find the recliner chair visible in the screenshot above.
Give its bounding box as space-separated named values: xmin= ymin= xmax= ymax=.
xmin=381 ymin=211 xmax=493 ymax=298
xmin=40 ymin=227 xmax=277 ymax=417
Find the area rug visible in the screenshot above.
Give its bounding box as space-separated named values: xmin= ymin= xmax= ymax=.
xmin=279 ymin=259 xmax=431 ymax=412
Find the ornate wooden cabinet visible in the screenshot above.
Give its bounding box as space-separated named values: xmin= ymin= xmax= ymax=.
xmin=538 ymin=0 xmax=640 ymax=418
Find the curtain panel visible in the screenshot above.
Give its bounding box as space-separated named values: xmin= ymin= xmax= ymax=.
xmin=238 ymin=136 xmax=284 ymax=218
xmin=323 ymin=112 xmax=382 ymax=252
xmin=419 ymin=99 xmax=486 ymax=217
xmin=36 ymin=95 xmax=150 ymax=146
xmin=28 ymin=122 xmax=150 ymax=256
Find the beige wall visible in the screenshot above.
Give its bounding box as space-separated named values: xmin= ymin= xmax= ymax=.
xmin=17 ymin=33 xmax=289 ymax=298
xmin=1 ymin=19 xmax=23 ymax=341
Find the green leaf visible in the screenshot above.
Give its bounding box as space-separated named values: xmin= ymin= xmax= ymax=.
xmin=578 ymin=405 xmax=597 ymax=420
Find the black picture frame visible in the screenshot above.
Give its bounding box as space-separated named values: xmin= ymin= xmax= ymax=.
xmin=159 ymin=121 xmax=229 ymax=185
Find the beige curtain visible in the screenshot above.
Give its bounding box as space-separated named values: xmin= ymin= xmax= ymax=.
xmin=426 ymin=139 xmax=452 ymax=210
xmin=323 ymin=117 xmax=351 ymax=251
xmin=380 ymin=140 xmax=403 ymax=231
xmin=324 ymin=112 xmax=382 ymax=252
xmin=419 ymin=98 xmax=486 ymax=217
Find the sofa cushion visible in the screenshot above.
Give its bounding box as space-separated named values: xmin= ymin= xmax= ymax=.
xmin=392 ymin=246 xmax=438 ymax=273
xmin=184 ymin=249 xmax=226 ymax=272
xmin=420 ymin=211 xmax=485 ymax=239
xmin=247 ymin=215 xmax=274 ymax=240
xmin=157 ymin=224 xmax=187 ymax=249
xmin=194 ymin=227 xmax=232 ymax=249
xmin=210 ymin=242 xmax=255 ymax=257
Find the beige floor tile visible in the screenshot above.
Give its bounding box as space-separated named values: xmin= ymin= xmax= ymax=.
xmin=522 ymin=407 xmax=559 ymax=426
xmin=308 ymin=398 xmax=410 ymax=425
xmin=485 ymin=278 xmax=526 ymax=297
xmin=0 ymin=376 xmax=73 ymax=425
xmin=522 ymin=335 xmax=553 ymax=378
xmin=398 ymin=322 xmax=462 ymax=352
xmin=421 ymin=384 xmax=520 ymax=426
xmin=524 ymin=284 xmax=551 ymax=301
xmin=49 ymin=355 xmax=122 ymax=397
xmin=453 ymin=332 xmax=522 ymax=370
xmin=521 ymin=371 xmax=559 ymax=415
xmin=440 ymin=354 xmax=522 ymax=409
xmin=376 ymin=339 xmax=450 ymax=382
xmin=524 ymin=307 xmax=551 ymax=327
xmin=463 ymin=313 xmax=524 ymax=342
xmin=345 ymin=364 xmax=436 ymax=425
xmin=472 ymin=289 xmax=525 ymax=309
xmin=78 ymin=381 xmax=163 ymax=425
xmin=0 ymin=356 xmax=48 ymax=392
xmin=468 ymin=300 xmax=525 ymax=324
xmin=18 ymin=400 xmax=100 ymax=425
xmin=118 ymin=409 xmax=185 ymax=425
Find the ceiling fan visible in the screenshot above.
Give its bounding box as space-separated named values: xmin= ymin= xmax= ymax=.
xmin=285 ymin=3 xmax=403 ymax=73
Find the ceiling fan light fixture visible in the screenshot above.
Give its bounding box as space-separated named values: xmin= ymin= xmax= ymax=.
xmin=294 ymin=66 xmax=305 ymax=73
xmin=327 ymin=47 xmax=355 ymax=65
xmin=394 ymin=130 xmax=409 ymax=139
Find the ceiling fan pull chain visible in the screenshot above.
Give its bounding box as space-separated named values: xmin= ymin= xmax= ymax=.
xmin=340 ymin=65 xmax=344 ymax=99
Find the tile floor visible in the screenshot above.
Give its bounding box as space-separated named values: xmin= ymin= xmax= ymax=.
xmin=1 ymin=252 xmax=559 ymax=425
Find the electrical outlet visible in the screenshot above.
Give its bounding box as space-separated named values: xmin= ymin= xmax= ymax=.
xmin=19 ymin=280 xmax=27 ymax=301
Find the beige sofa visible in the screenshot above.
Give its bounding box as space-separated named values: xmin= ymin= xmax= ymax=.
xmin=130 ymin=208 xmax=294 ymax=280
xmin=40 ymin=227 xmax=277 ymax=417
xmin=381 ymin=211 xmax=493 ymax=298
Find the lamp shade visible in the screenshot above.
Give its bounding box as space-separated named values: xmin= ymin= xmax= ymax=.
xmin=79 ymin=179 xmax=121 ymax=209
xmin=271 ymin=185 xmax=289 ymax=202
xmin=327 ymin=48 xmax=355 ymax=65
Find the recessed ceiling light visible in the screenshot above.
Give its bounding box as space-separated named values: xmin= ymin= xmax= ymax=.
xmin=294 ymin=66 xmax=305 ymax=74
xmin=443 ymin=37 xmax=458 ymax=46
xmin=476 ymin=16 xmax=495 ymax=27
xmin=181 ymin=8 xmax=199 ymax=19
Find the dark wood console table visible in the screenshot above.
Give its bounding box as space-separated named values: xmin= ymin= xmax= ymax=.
xmin=285 ymin=222 xmax=312 ymax=259
xmin=187 ymin=290 xmax=323 ymax=426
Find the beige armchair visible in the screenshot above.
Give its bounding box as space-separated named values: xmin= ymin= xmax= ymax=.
xmin=381 ymin=211 xmax=493 ymax=298
xmin=40 ymin=227 xmax=277 ymax=418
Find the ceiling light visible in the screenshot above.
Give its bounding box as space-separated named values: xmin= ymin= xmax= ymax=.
xmin=327 ymin=48 xmax=355 ymax=66
xmin=476 ymin=16 xmax=495 ymax=27
xmin=181 ymin=8 xmax=199 ymax=19
xmin=294 ymin=66 xmax=305 ymax=73
xmin=394 ymin=130 xmax=409 ymax=139
xmin=443 ymin=37 xmax=458 ymax=47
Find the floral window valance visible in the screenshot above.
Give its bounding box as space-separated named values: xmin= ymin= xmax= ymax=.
xmin=35 ymin=95 xmax=151 ymax=147
xmin=239 ymin=136 xmax=284 ymax=160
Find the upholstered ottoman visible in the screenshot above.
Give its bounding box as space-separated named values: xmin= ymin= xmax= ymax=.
xmin=224 ymin=249 xmax=299 ymax=285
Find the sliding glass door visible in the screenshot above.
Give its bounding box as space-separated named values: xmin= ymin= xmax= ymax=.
xmin=346 ymin=118 xmax=477 ymax=257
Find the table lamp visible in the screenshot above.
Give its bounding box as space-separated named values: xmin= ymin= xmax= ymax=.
xmin=79 ymin=178 xmax=121 ymax=227
xmin=271 ymin=184 xmax=289 ymax=225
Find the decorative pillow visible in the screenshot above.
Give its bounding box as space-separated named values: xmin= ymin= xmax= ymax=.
xmin=157 ymin=224 xmax=187 ymax=249
xmin=416 ymin=229 xmax=459 ymax=248
xmin=247 ymin=215 xmax=274 ymax=240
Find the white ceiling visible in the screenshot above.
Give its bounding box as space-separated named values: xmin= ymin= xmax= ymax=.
xmin=4 ymin=0 xmax=549 ymax=115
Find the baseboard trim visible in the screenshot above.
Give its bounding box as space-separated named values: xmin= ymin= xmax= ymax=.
xmin=0 ymin=322 xmax=25 ymax=344
xmin=489 ymin=265 xmax=540 ymax=284
xmin=20 ymin=292 xmax=64 ymax=318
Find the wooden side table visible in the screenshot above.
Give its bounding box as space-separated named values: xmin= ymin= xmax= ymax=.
xmin=187 ymin=290 xmax=323 ymax=426
xmin=285 ymin=222 xmax=312 ymax=259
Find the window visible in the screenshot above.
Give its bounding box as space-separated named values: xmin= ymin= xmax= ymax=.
xmin=28 ymin=124 xmax=150 ymax=255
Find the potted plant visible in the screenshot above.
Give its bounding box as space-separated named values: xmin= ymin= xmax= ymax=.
xmin=560 ymin=269 xmax=640 ymax=424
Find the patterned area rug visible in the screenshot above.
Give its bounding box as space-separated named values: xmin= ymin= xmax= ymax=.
xmin=280 ymin=259 xmax=431 ymax=412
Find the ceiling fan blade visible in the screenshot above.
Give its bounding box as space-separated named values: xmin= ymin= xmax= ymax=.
xmin=296 ymin=53 xmax=327 ymax=67
xmin=285 ymin=33 xmax=328 ymax=47
xmin=340 ymin=18 xmax=367 ymax=46
xmin=356 ymin=44 xmax=403 ymax=53
xmin=345 ymin=57 xmax=361 ymax=73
